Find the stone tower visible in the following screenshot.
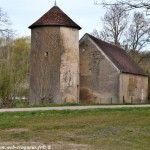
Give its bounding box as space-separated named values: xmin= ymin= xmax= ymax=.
xmin=29 ymin=5 xmax=81 ymax=104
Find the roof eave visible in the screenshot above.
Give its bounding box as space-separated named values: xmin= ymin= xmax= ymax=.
xmin=28 ymin=24 xmax=82 ymax=30
xmin=121 ymin=71 xmax=148 ymax=77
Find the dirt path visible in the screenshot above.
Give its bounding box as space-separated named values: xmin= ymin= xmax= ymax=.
xmin=0 ymin=104 xmax=150 ymax=113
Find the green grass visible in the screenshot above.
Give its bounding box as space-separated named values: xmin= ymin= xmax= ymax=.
xmin=15 ymin=101 xmax=150 ymax=108
xmin=0 ymin=108 xmax=150 ymax=150
xmin=16 ymin=102 xmax=87 ymax=108
xmin=16 ymin=102 xmax=116 ymax=108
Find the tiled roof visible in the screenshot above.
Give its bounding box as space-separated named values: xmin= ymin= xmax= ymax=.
xmin=29 ymin=6 xmax=81 ymax=29
xmin=86 ymin=34 xmax=147 ymax=76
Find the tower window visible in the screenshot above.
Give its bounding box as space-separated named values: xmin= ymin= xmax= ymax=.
xmin=82 ymin=49 xmax=85 ymax=53
xmin=45 ymin=52 xmax=48 ymax=57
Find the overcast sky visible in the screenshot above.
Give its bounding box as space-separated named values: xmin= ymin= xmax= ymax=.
xmin=0 ymin=0 xmax=107 ymax=38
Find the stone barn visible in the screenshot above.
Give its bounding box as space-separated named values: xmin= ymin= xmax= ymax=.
xmin=29 ymin=4 xmax=148 ymax=104
xmin=79 ymin=34 xmax=148 ymax=103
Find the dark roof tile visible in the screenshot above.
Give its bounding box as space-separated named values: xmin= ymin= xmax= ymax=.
xmin=29 ymin=6 xmax=81 ymax=30
xmin=87 ymin=34 xmax=147 ymax=76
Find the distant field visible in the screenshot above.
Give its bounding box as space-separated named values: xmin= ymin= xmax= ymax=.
xmin=0 ymin=108 xmax=150 ymax=150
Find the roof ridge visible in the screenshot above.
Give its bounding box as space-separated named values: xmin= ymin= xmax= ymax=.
xmin=88 ymin=33 xmax=125 ymax=50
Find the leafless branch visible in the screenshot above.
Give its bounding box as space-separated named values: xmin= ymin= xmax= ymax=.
xmin=95 ymin=0 xmax=150 ymax=15
xmin=0 ymin=8 xmax=13 ymax=39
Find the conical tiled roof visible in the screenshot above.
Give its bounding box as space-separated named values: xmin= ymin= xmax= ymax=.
xmin=29 ymin=6 xmax=81 ymax=30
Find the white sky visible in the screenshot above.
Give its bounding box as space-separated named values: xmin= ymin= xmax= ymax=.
xmin=0 ymin=0 xmax=106 ymax=38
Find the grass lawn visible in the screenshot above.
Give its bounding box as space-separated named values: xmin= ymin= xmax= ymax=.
xmin=15 ymin=101 xmax=150 ymax=108
xmin=0 ymin=108 xmax=150 ymax=150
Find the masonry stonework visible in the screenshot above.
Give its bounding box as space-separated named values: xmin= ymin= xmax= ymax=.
xmin=60 ymin=27 xmax=80 ymax=103
xmin=30 ymin=27 xmax=61 ymax=104
xmin=30 ymin=27 xmax=79 ymax=104
xmin=80 ymin=36 xmax=120 ymax=103
xmin=79 ymin=34 xmax=148 ymax=104
xmin=119 ymin=74 xmax=148 ymax=103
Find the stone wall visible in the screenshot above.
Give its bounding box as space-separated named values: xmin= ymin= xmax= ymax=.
xmin=30 ymin=27 xmax=61 ymax=104
xmin=60 ymin=27 xmax=79 ymax=103
xmin=30 ymin=26 xmax=79 ymax=104
xmin=79 ymin=36 xmax=120 ymax=103
xmin=119 ymin=73 xmax=148 ymax=103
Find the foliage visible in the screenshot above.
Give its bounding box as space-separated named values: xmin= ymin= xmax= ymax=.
xmin=0 ymin=37 xmax=30 ymax=107
xmin=148 ymin=76 xmax=150 ymax=99
xmin=9 ymin=37 xmax=30 ymax=98
xmin=0 ymin=61 xmax=13 ymax=107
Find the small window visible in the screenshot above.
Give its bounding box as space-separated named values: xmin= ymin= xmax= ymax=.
xmin=82 ymin=49 xmax=85 ymax=53
xmin=45 ymin=52 xmax=48 ymax=57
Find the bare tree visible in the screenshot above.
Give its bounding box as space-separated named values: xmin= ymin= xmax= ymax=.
xmin=0 ymin=8 xmax=13 ymax=38
xmin=91 ymin=29 xmax=101 ymax=39
xmin=95 ymin=0 xmax=150 ymax=15
xmin=124 ymin=12 xmax=150 ymax=52
xmin=92 ymin=3 xmax=128 ymax=45
xmin=123 ymin=12 xmax=150 ymax=63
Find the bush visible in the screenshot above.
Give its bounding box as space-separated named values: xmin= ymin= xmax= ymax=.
xmin=0 ymin=62 xmax=14 ymax=108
